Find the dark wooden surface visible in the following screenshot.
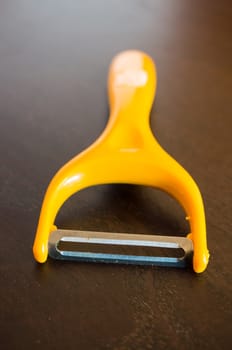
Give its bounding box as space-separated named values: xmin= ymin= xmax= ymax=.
xmin=0 ymin=1 xmax=232 ymax=349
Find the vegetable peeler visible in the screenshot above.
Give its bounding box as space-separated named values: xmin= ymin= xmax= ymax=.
xmin=33 ymin=50 xmax=209 ymax=273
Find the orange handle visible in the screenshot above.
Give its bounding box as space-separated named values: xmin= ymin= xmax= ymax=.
xmin=108 ymin=51 xmax=156 ymax=122
xmin=101 ymin=50 xmax=157 ymax=150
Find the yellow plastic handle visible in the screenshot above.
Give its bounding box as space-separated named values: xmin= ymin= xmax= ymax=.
xmin=33 ymin=50 xmax=209 ymax=272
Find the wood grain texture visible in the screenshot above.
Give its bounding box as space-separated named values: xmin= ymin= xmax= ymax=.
xmin=0 ymin=1 xmax=231 ymax=349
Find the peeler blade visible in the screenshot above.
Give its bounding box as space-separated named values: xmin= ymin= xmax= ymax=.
xmin=48 ymin=230 xmax=193 ymax=268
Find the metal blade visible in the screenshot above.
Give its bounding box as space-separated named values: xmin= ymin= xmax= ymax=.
xmin=48 ymin=229 xmax=193 ymax=268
